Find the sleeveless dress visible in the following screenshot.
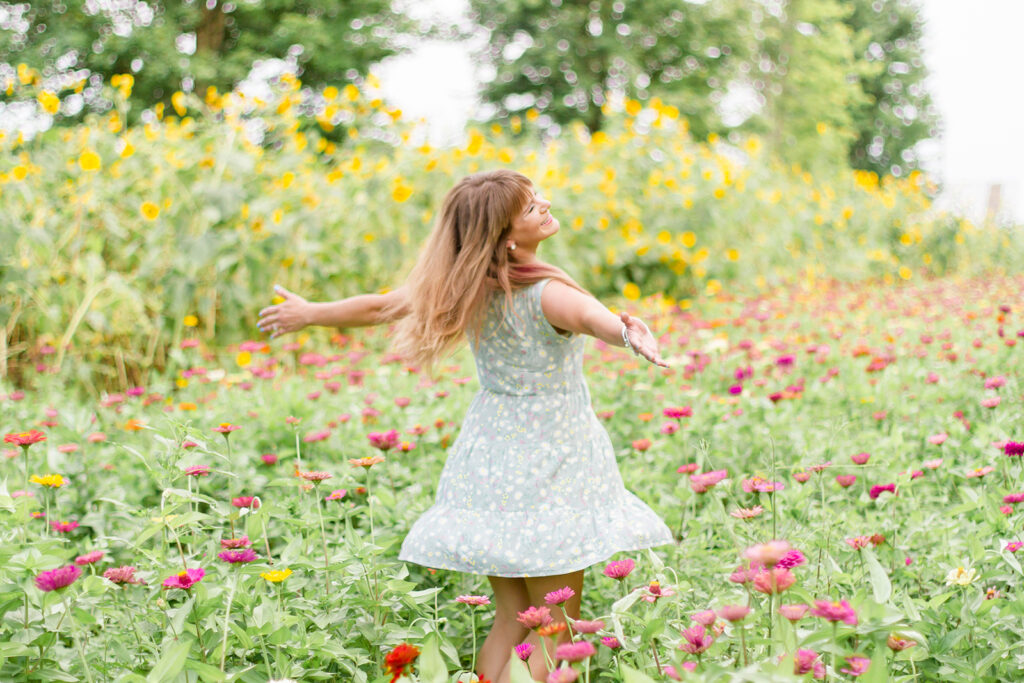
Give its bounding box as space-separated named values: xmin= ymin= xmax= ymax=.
xmin=398 ymin=278 xmax=674 ymax=577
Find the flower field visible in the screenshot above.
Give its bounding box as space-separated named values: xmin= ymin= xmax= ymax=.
xmin=2 ymin=271 xmax=1023 ymax=682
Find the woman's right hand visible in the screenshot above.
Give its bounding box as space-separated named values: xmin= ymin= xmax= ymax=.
xmin=258 ymin=285 xmax=310 ymax=338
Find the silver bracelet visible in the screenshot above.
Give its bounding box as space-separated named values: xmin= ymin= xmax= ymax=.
xmin=621 ymin=323 xmax=638 ymax=355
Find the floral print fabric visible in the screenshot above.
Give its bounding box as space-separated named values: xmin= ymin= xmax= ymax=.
xmin=398 ymin=279 xmax=673 ymax=576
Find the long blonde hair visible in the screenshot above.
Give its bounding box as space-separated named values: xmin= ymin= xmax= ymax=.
xmin=386 ymin=170 xmax=587 ymax=373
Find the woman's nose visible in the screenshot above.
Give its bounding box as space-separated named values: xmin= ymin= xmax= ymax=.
xmin=539 ymin=197 xmax=552 ymax=210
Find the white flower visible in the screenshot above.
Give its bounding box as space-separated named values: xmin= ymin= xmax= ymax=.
xmin=945 ymin=566 xmax=978 ymax=586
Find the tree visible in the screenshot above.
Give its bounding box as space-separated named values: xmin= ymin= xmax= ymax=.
xmin=842 ymin=0 xmax=938 ymax=176
xmin=469 ymin=0 xmax=752 ymax=138
xmin=0 ymin=0 xmax=411 ymax=114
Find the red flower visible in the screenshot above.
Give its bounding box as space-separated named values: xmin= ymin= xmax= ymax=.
xmin=4 ymin=430 xmax=47 ymax=447
xmin=383 ymin=643 xmax=420 ymax=683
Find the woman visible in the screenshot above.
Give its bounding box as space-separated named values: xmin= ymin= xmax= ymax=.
xmin=258 ymin=170 xmax=673 ymax=682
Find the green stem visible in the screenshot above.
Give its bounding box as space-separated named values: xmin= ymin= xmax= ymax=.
xmin=469 ymin=609 xmax=477 ymax=675
xmin=314 ymin=489 xmax=331 ymax=595
xmin=219 ymin=573 xmax=239 ymax=670
xmin=62 ymin=592 xmax=95 ymax=683
xmin=190 ymin=592 xmax=207 ymax=663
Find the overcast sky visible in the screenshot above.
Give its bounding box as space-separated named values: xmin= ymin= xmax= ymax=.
xmin=378 ymin=0 xmax=1023 ymax=224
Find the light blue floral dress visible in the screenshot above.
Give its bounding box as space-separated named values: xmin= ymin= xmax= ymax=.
xmin=398 ymin=279 xmax=673 ymax=577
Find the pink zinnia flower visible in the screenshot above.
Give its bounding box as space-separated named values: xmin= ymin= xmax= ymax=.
xmin=742 ymin=476 xmax=785 ymax=493
xmin=793 ymin=471 xmax=811 ymax=483
xmin=600 ymin=636 xmax=621 ymax=649
xmin=779 ymin=604 xmax=810 ymax=622
xmin=730 ymin=505 xmax=764 ymax=519
xmin=302 ymin=429 xmax=331 ymax=443
xmin=835 ymin=474 xmax=857 ymax=488
xmin=984 ymin=376 xmax=1007 ymax=389
xmin=981 ymin=397 xmax=1001 ymax=408
xmin=455 ymin=595 xmax=491 ymax=606
xmin=728 ymin=563 xmax=761 ymax=584
xmin=1006 ymin=542 xmax=1023 ymax=553
xmin=632 ymin=438 xmax=652 ymax=451
xmin=51 ymin=520 xmax=79 ymax=533
xmin=58 ymin=443 xmax=80 ymax=454
xmin=793 ymin=649 xmax=824 ymax=677
xmin=660 ymin=422 xmax=680 ymax=435
xmin=571 ymin=619 xmax=604 ymax=634
xmin=326 ymin=488 xmax=347 ymax=501
xmin=260 ymin=453 xmax=278 ymax=465
xmin=35 ymin=565 xmax=82 ymax=592
xmin=231 ymin=496 xmax=260 ymax=509
xmin=887 ymin=634 xmax=917 ymax=651
xmin=368 ymin=429 xmax=401 ymax=451
xmin=545 ymin=586 xmax=576 ymax=605
xmin=663 ymin=665 xmax=682 ymax=681
xmin=554 ymin=640 xmax=596 ymax=662
xmin=547 ymin=667 xmax=579 ymax=683
xmin=752 ymin=568 xmax=796 ymax=594
xmin=927 ymin=433 xmax=948 ymax=445
xmin=213 ymin=423 xmax=240 ymax=434
xmin=299 ymin=470 xmax=332 ymax=483
xmin=220 ymin=536 xmax=252 ymax=549
xmin=841 ymin=656 xmax=870 ymax=677
xmin=1004 ymin=493 xmax=1024 ymax=504
xmin=966 ymin=466 xmax=995 ymax=479
xmin=776 ymin=549 xmax=807 ymax=569
xmin=690 ymin=469 xmax=728 ymax=493
xmin=184 ymin=465 xmax=210 ymax=477
xmin=1000 ymin=505 xmax=1014 ymax=515
xmin=87 ymin=432 xmax=107 ymax=443
xmin=744 ymin=540 xmax=792 ymax=567
xmin=924 ymin=458 xmax=943 ymax=469
xmin=850 ymin=452 xmax=870 ymax=465
xmin=1004 ymin=441 xmax=1024 ymax=457
xmin=640 ymin=581 xmax=675 ymax=602
xmin=691 ymin=609 xmax=717 ymax=626
xmin=677 ymin=463 xmax=699 ymax=474
xmin=517 ymin=605 xmax=553 ymax=629
xmin=663 ymin=406 xmax=692 ymax=419
xmin=717 ymin=605 xmax=751 ymax=622
xmin=515 ymin=642 xmax=535 ymax=660
xmin=163 ymin=568 xmax=206 ymax=589
xmin=103 ymin=565 xmax=144 ymax=585
xmin=603 ymin=558 xmax=635 ymax=580
xmin=679 ymin=625 xmax=714 ymax=654
xmin=218 ymin=549 xmax=257 ymax=563
xmin=810 ymin=599 xmax=857 ymax=625
xmin=845 ymin=536 xmax=872 ymax=550
xmin=869 ymin=483 xmax=896 ymax=499
xmin=74 ymin=550 xmax=103 ymax=566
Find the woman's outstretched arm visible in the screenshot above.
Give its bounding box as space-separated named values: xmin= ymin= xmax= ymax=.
xmin=540 ymin=280 xmax=668 ymax=367
xmin=257 ymin=284 xmax=409 ymax=338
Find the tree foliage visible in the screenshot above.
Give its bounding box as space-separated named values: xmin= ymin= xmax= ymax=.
xmin=469 ymin=0 xmax=752 ymax=138
xmin=0 ymin=0 xmax=409 ymax=115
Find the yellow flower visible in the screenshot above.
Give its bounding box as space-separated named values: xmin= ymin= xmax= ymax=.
xmin=140 ymin=201 xmax=160 ymax=221
xmin=78 ymin=149 xmax=101 ymax=172
xmin=816 ymin=122 xmax=828 ymax=135
xmin=681 ymin=231 xmax=697 ymax=248
xmin=392 ymin=183 xmax=413 ymax=203
xmin=37 ymin=90 xmax=60 ymax=115
xmin=183 ymin=315 xmax=199 ymax=327
xmin=171 ymin=91 xmax=187 ymax=116
xmin=30 ymin=473 xmax=65 ymax=488
xmin=945 ymin=566 xmax=977 ymax=586
xmin=623 ymin=283 xmax=641 ymax=301
xmin=343 ymin=84 xmax=359 ymax=102
xmin=236 ymin=351 xmax=252 ymax=368
xmin=898 ymin=266 xmax=912 ymax=280
xmin=261 ymin=568 xmax=293 ymax=583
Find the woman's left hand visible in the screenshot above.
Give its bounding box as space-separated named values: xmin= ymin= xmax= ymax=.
xmin=258 ymin=285 xmax=311 ymax=338
xmin=621 ymin=312 xmax=669 ymax=367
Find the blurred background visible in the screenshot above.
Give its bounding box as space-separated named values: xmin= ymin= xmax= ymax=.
xmin=2 ymin=0 xmax=1020 ymax=223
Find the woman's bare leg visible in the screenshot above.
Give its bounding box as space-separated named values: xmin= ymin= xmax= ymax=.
xmin=522 ymin=571 xmax=585 ymax=681
xmin=478 ymin=576 xmax=531 ymax=682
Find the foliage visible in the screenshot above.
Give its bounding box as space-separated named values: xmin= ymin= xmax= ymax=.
xmin=1 ymin=274 xmax=1023 ymax=681
xmin=0 ymin=74 xmax=1013 ymax=388
xmin=0 ymin=0 xmax=411 ymax=118
xmin=469 ymin=0 xmax=752 ymax=138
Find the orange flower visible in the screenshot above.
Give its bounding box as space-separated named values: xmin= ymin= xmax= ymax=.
xmin=349 ymin=456 xmax=385 ymax=468
xmin=123 ymin=419 xmax=144 ymax=431
xmin=536 ymin=622 xmax=568 ymax=638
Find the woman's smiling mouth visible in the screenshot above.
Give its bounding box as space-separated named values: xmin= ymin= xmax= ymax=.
xmin=541 ymin=214 xmax=553 ymax=226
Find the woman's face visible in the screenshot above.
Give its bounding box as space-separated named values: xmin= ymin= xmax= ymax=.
xmin=508 ymin=188 xmax=559 ymax=250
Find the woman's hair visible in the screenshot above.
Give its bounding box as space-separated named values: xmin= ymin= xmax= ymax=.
xmin=385 ymin=169 xmax=588 ymax=373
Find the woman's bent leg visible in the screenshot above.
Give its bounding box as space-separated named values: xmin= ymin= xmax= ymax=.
xmin=478 ymin=576 xmax=531 ymax=681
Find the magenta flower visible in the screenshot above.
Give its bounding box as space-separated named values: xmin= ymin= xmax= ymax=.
xmin=744 ymin=540 xmax=792 ymax=567
xmin=260 ymin=453 xmax=278 ymax=465
xmin=741 ymin=476 xmax=785 ymax=493
xmin=571 ymin=619 xmax=605 ymax=634
xmin=779 ymin=604 xmax=810 ymax=622
xmin=810 ymin=599 xmax=857 ymax=625
xmin=35 ymin=565 xmax=82 ymax=592
xmin=728 ymin=563 xmax=761 ymax=584
xmin=1005 ymin=441 xmax=1024 ymax=457
xmin=850 ymin=452 xmax=870 ymax=465
xmin=303 ymin=430 xmax=331 ymax=443
xmin=841 ymin=656 xmax=871 ymax=677
xmin=717 ymin=605 xmax=751 ymax=622
xmin=679 ymin=625 xmax=714 ymax=654
xmin=1004 ymin=493 xmax=1024 ymax=504
xmin=515 ymin=642 xmax=535 ymax=660
xmin=545 ymin=586 xmax=576 ymax=605
xmin=554 ymin=640 xmax=596 ymax=662
xmin=220 ymin=536 xmax=252 ymax=549
xmin=162 ymin=567 xmax=206 ymax=590
xmin=367 ymin=429 xmax=401 ymax=451
xmin=869 ymin=483 xmax=896 ymax=499
xmin=690 ymin=469 xmax=728 ymax=493
xmin=74 ymin=550 xmax=104 ymax=566
xmin=517 ymin=605 xmax=553 ymax=629
xmin=1006 ymin=542 xmax=1023 ymax=553
xmin=776 ymin=549 xmax=807 ymax=569
xmin=218 ymin=549 xmax=257 ymax=563
xmin=603 ymin=558 xmax=636 ymax=580
xmin=455 ymin=595 xmax=491 ymax=606
xmin=663 ymin=406 xmax=692 ymax=419
xmin=213 ymin=423 xmax=241 ymax=434
xmin=184 ymin=464 xmax=210 ymax=477
xmin=103 ymin=566 xmax=144 ymax=585
xmin=231 ymin=496 xmax=260 ymax=509
xmin=640 ymin=581 xmax=675 ymax=602
xmin=600 ymin=636 xmax=621 ymax=649
xmin=663 ymin=665 xmax=682 ymax=681
xmin=835 ymin=474 xmax=857 ymax=487
xmin=50 ymin=520 xmax=79 ymax=533
xmin=793 ymin=471 xmax=811 ymax=483
xmin=326 ymin=488 xmax=347 ymax=501
xmin=691 ymin=609 xmax=717 ymax=626
xmin=793 ymin=649 xmax=824 ymax=677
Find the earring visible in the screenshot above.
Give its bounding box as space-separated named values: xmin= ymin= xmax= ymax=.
xmin=508 ymin=241 xmax=517 ymax=251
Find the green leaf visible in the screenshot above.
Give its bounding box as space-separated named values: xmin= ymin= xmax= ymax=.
xmin=147 ymin=639 xmax=191 ymax=682
xmin=417 ymin=634 xmax=448 ymax=683
xmin=863 ymin=548 xmax=892 ymax=603
xmin=620 ymin=662 xmax=659 ymax=683
xmin=184 ymin=658 xmax=228 ymax=682
xmin=861 ymin=644 xmax=889 ymax=683
xmin=641 ymin=617 xmax=665 ymax=641
xmin=509 ymin=655 xmax=535 ymax=683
